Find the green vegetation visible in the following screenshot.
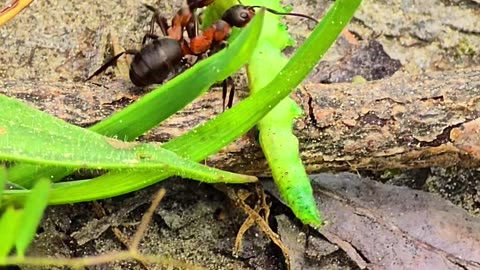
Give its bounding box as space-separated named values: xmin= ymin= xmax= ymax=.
xmin=0 ymin=0 xmax=361 ymax=266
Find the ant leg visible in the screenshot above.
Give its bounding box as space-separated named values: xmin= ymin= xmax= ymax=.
xmin=217 ymin=40 xmax=229 ymax=49
xmin=222 ymin=79 xmax=227 ymax=110
xmin=86 ymin=50 xmax=138 ymax=81
xmin=187 ymin=0 xmax=215 ymax=9
xmin=227 ymin=76 xmax=235 ymax=109
xmin=221 ymin=76 xmax=235 ymax=111
xmin=156 ymin=15 xmax=169 ymax=36
xmin=210 ymin=40 xmax=229 ymax=55
xmin=248 ymin=5 xmax=319 ymax=23
xmin=142 ymin=19 xmax=156 ymax=45
xmin=186 ymin=7 xmax=205 ymax=39
xmin=144 ymin=4 xmax=170 ymax=38
xmin=144 ymin=4 xmax=158 ymax=40
xmin=142 ymin=33 xmax=160 ymax=45
xmin=186 ymin=15 xmax=197 ymax=39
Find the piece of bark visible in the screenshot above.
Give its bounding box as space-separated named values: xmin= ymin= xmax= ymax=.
xmin=275 ymin=215 xmax=308 ymax=270
xmin=264 ymin=173 xmax=480 ymax=270
xmin=1 ymin=68 xmax=480 ymax=174
xmin=275 ymin=214 xmax=356 ymax=270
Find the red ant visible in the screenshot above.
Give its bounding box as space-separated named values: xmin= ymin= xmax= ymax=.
xmin=86 ymin=0 xmax=211 ymax=87
xmin=86 ymin=1 xmax=317 ymax=107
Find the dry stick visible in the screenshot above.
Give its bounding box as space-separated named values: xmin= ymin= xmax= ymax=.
xmin=2 ymin=188 xmax=205 ymax=270
xmin=127 ymin=188 xmax=167 ymax=270
xmin=90 ymin=201 xmax=148 ymax=269
xmin=130 ymin=188 xmax=165 ymax=250
xmin=0 ymin=0 xmax=34 ymax=27
xmin=233 ymin=187 xmax=272 ymax=256
xmin=1 ymin=68 xmax=480 ymax=173
xmin=223 ymin=187 xmax=292 ymax=270
xmin=90 ymin=200 xmax=150 ymax=269
xmin=109 ymin=32 xmax=131 ymax=82
xmin=233 ymin=189 xmax=260 ymax=256
xmin=234 ymin=208 xmax=257 ymax=255
xmin=256 ymin=184 xmax=271 ymax=220
xmin=3 ymin=252 xmax=205 ymax=269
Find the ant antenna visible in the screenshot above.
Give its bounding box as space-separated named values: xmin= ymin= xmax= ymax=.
xmin=250 ymin=6 xmax=318 ymax=23
xmin=236 ymin=0 xmax=318 ymax=24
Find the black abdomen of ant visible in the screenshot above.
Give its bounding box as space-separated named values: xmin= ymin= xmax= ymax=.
xmin=85 ymin=38 xmax=184 ymax=87
xmin=129 ymin=38 xmax=183 ymax=87
xmin=86 ymin=1 xmax=210 ymax=87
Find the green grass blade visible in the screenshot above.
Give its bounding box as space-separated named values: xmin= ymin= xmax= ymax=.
xmin=6 ymin=10 xmax=265 ymax=188
xmin=163 ymin=0 xmax=362 ymax=159
xmin=0 ymin=95 xmax=255 ymax=186
xmin=250 ymin=0 xmax=360 ymax=226
xmin=15 ymin=178 xmax=50 ymax=257
xmin=0 ymin=207 xmax=21 ymax=260
xmin=0 ymin=166 xmax=5 ymax=207
xmin=165 ymin=0 xmax=359 ymax=226
xmin=5 ymin=171 xmax=165 ymax=204
xmin=241 ymin=0 xmax=324 ymax=226
xmin=167 ymin=0 xmax=360 ymax=227
xmin=5 ymin=0 xmax=358 ymax=204
xmin=89 ymin=12 xmax=265 ymax=140
xmin=2 ymin=11 xmax=266 ymax=203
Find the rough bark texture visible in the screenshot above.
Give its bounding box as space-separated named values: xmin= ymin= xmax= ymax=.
xmin=2 ymin=67 xmax=480 ymax=175
xmin=266 ymin=173 xmax=480 ymax=270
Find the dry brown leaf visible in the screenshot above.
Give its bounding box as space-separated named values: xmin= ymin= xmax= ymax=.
xmin=265 ymin=173 xmax=480 ymax=269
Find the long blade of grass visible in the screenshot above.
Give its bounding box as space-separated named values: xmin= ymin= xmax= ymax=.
xmin=0 ymin=95 xmax=255 ymax=184
xmin=15 ymin=178 xmax=50 ymax=257
xmin=6 ymin=11 xmax=265 ymax=188
xmin=6 ymin=171 xmax=165 ymax=204
xmin=0 ymin=166 xmax=5 ymax=207
xmin=0 ymin=207 xmax=21 ymax=260
xmin=89 ymin=16 xmax=264 ymax=140
xmin=3 ymin=0 xmax=359 ymax=204
xmin=162 ymin=1 xmax=359 ymax=227
xmin=163 ymin=0 xmax=362 ymax=159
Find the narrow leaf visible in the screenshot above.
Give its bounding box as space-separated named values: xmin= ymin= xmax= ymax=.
xmin=164 ymin=0 xmax=362 ymax=160
xmin=3 ymin=0 xmax=360 ymax=207
xmin=6 ymin=9 xmax=265 ymax=188
xmin=0 ymin=166 xmax=5 ymax=208
xmin=0 ymin=207 xmax=21 ymax=260
xmin=165 ymin=0 xmax=360 ymax=226
xmin=243 ymin=0 xmax=324 ymax=225
xmin=0 ymin=95 xmax=256 ymax=186
xmin=15 ymin=178 xmax=51 ymax=257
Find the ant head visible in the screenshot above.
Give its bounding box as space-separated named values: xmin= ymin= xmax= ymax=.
xmin=235 ymin=1 xmax=319 ymax=25
xmin=221 ymin=5 xmax=255 ymax=27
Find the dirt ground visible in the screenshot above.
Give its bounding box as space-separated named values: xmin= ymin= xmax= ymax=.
xmin=1 ymin=0 xmax=480 ymax=269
